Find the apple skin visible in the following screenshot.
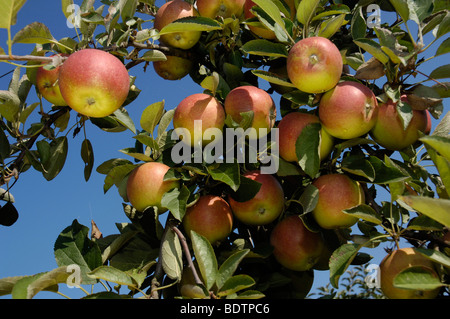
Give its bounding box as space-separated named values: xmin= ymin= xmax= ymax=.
xmin=312 ymin=174 xmax=363 ymax=229
xmin=58 ymin=49 xmax=130 ymax=118
xmin=173 ymin=93 xmax=225 ymax=147
xmin=319 ymin=81 xmax=378 ymax=139
xmin=244 ymin=0 xmax=276 ymax=40
xmin=153 ymin=55 xmax=193 ymax=81
xmin=36 ymin=54 xmax=68 ymax=106
xmin=287 ymin=37 xmax=343 ymax=94
xmin=183 ymin=195 xmax=234 ymax=245
xmin=197 ymin=0 xmax=245 ymax=19
xmin=228 ymin=170 xmax=284 ymax=226
xmin=224 ymin=85 xmax=276 ymax=139
xmin=277 ymin=111 xmax=334 ymax=163
xmin=270 ymin=215 xmax=325 ymax=271
xmin=370 ymin=97 xmax=431 ymax=151
xmin=379 ymin=247 xmax=441 ymax=299
xmin=179 ymin=265 xmax=208 ymax=299
xmin=126 ymin=162 xmax=180 ymax=213
xmin=154 ymin=0 xmax=202 ymax=50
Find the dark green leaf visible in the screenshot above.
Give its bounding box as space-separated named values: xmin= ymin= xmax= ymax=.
xmin=190 ymin=231 xmax=218 ymax=291
xmin=241 ymin=39 xmax=288 ymax=57
xmin=295 ymin=122 xmax=321 ymax=178
xmin=217 ymin=249 xmax=250 ymax=290
xmin=42 ymin=136 xmax=69 ymax=181
xmin=217 ymin=274 xmax=255 ymax=297
xmin=0 ymin=128 xmax=10 ymax=160
xmin=12 ymin=22 xmax=54 ymax=44
xmin=81 ymin=139 xmax=94 ymax=182
xmin=343 ymin=204 xmax=383 ymax=225
xmin=206 ymin=162 xmax=240 ymax=191
xmin=161 ymin=186 xmax=190 ymax=222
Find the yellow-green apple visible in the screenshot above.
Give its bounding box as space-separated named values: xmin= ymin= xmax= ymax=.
xmin=318 ymin=81 xmax=378 ymax=139
xmin=153 ymin=55 xmax=193 ymax=81
xmin=244 ymin=0 xmax=276 ymax=40
xmin=173 ymin=93 xmax=225 ymax=147
xmin=312 ymin=174 xmax=363 ymax=229
xmin=270 ymin=215 xmax=325 ymax=271
xmin=178 ymin=264 xmax=208 ymax=298
xmin=58 ymin=49 xmax=130 ymax=118
xmin=379 ymin=247 xmax=441 ymax=299
xmin=183 ymin=195 xmax=233 ymax=245
xmin=154 ymin=0 xmax=202 ymax=50
xmin=126 ymin=162 xmax=180 ymax=213
xmin=36 ymin=54 xmax=68 ymax=106
xmin=224 ymin=85 xmax=276 ymax=139
xmin=197 ymin=0 xmax=245 ymax=19
xmin=228 ymin=170 xmax=284 ymax=226
xmin=287 ymin=37 xmax=343 ymax=94
xmin=277 ymin=111 xmax=334 ymax=163
xmin=370 ymin=97 xmax=431 ymax=150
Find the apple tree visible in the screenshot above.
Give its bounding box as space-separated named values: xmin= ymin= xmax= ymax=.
xmin=0 ymin=0 xmax=449 ymax=299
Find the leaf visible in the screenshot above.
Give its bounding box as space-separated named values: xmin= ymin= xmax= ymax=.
xmin=251 ymin=0 xmax=290 ymax=39
xmin=420 ymin=135 xmax=450 ymax=161
xmin=0 ymin=0 xmax=27 ymax=29
xmin=369 ymin=156 xmax=410 ymax=184
xmin=435 ymin=37 xmax=450 ymax=57
xmin=317 ymin=14 xmax=347 ymax=39
xmin=398 ymin=196 xmax=450 ymax=228
xmin=241 ymin=39 xmax=288 ymax=58
xmin=393 ymin=267 xmax=445 ymax=291
xmin=416 ymin=247 xmax=450 ymax=268
xmin=341 ymin=155 xmax=376 ymax=182
xmin=206 ymin=162 xmax=241 ymax=192
xmin=12 ymin=22 xmax=54 ymax=45
xmin=161 ymin=227 xmax=183 ymax=282
xmin=160 ymin=186 xmax=190 ymax=222
xmin=217 ymin=274 xmax=255 ymax=297
xmin=81 ymin=139 xmax=94 ymax=182
xmin=216 ymin=249 xmax=250 ymax=290
xmin=0 ymin=128 xmax=10 ymax=160
xmin=0 ymin=90 xmax=20 ymax=123
xmin=329 ymin=243 xmax=361 ymax=288
xmin=102 ymin=163 xmax=135 ymax=194
xmin=353 ymin=38 xmax=389 ymax=64
xmin=228 ymin=175 xmax=262 ymax=202
xmin=295 ymin=122 xmax=321 ymax=178
xmin=119 ymin=0 xmax=138 ymax=22
xmin=388 ymin=0 xmax=409 ymax=22
xmin=42 ymin=136 xmax=69 ymax=181
xmin=355 ymin=57 xmax=386 ymax=80
xmin=435 ymin=12 xmax=450 ymax=40
xmin=113 ymin=108 xmax=136 ymax=134
xmin=298 ymin=184 xmax=319 ymax=214
xmin=190 ymin=231 xmax=218 ymax=291
xmin=343 ymin=204 xmax=383 ymax=225
xmin=429 ymin=64 xmax=450 ymax=80
xmin=296 ymin=0 xmax=320 ymax=26
xmin=100 ymin=229 xmax=139 ymax=264
xmin=88 ymin=266 xmax=137 ymax=287
xmin=25 ymin=266 xmax=71 ymax=299
xmin=351 ymin=6 xmax=366 ymax=40
xmin=158 ymin=16 xmax=222 ymax=35
xmin=252 ymin=70 xmax=296 ymax=88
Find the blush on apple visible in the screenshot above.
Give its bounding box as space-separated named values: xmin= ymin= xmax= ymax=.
xmin=197 ymin=0 xmax=245 ymax=19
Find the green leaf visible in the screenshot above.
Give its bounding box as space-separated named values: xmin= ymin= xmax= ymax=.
xmin=229 ymin=175 xmax=262 ymax=202
xmin=217 ymin=274 xmax=255 ymax=297
xmin=388 ymin=0 xmax=409 ymax=22
xmin=329 ymin=243 xmax=361 ymax=288
xmin=341 ymin=156 xmax=376 ymax=182
xmin=295 ymin=122 xmax=321 ymax=178
xmin=113 ymin=108 xmax=136 ymax=134
xmin=429 ymin=64 xmax=450 ymax=80
xmin=158 ymin=16 xmax=222 ymax=35
xmin=42 ymin=136 xmax=69 ymax=181
xmin=423 ymin=142 xmax=450 ymax=197
xmin=161 ymin=227 xmax=183 ymax=282
xmin=11 ymin=271 xmax=62 ymax=299
xmin=416 ymin=247 xmax=450 ymax=268
xmin=12 ymin=22 xmax=55 ymax=44
xmin=351 ymin=6 xmax=366 ymax=40
xmin=0 ymin=90 xmax=20 ymax=123
xmin=297 ymin=184 xmax=319 ymax=214
xmin=0 ymin=0 xmax=27 ymax=29
xmin=0 ymin=276 xmax=27 ymax=296
xmin=398 ymin=195 xmax=450 ymax=228
xmin=206 ymin=162 xmax=241 ymax=192
xmin=393 ymin=267 xmax=445 ymax=291
xmin=216 ymin=249 xmax=250 ymax=290
xmin=343 ymin=204 xmax=383 ymax=225
xmin=420 ymin=135 xmax=450 ymax=161
xmin=81 ymin=139 xmax=94 ymax=182
xmin=435 ymin=37 xmax=450 ymax=57
xmin=241 ymin=39 xmax=288 ymax=58
xmin=251 ymin=0 xmax=290 ymax=39
xmin=190 ymin=231 xmax=218 ymax=291
xmin=119 ymin=0 xmax=138 ymax=22
xmin=369 ymin=156 xmax=410 ymax=184
xmin=88 ymin=266 xmax=137 ymax=287
xmin=296 ymin=0 xmax=320 ymax=26
xmin=435 ymin=12 xmax=450 ymax=40
xmin=0 ymin=128 xmax=10 ymax=160
xmin=25 ymin=266 xmax=72 ymax=299
xmin=354 ymin=38 xmax=390 ymax=64
xmin=317 ymin=14 xmax=347 ymax=39
xmin=161 ymin=186 xmax=190 ymax=222
xmin=102 ymin=163 xmax=135 ymax=194
xmin=252 ymin=70 xmax=296 ymax=88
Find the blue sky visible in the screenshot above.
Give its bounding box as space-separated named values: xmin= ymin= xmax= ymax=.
xmin=0 ymin=1 xmax=448 ymax=299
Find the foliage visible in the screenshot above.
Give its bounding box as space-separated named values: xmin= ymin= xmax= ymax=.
xmin=0 ymin=0 xmax=449 ymax=299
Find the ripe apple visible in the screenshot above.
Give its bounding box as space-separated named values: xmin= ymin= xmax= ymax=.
xmin=311 ymin=174 xmax=363 ymax=229
xmin=173 ymin=93 xmax=225 ymax=147
xmin=244 ymin=0 xmax=276 ymax=40
xmin=183 ymin=195 xmax=233 ymax=245
xmin=197 ymin=0 xmax=245 ymax=19
xmin=318 ymin=81 xmax=378 ymax=139
xmin=287 ymin=37 xmax=343 ymax=94
xmin=277 ymin=111 xmax=334 ymax=163
xmin=126 ymin=162 xmax=180 ymax=213
xmin=379 ymin=247 xmax=441 ymax=299
xmin=36 ymin=54 xmax=68 ymax=106
xmin=153 ymin=55 xmax=193 ymax=81
xmin=154 ymin=0 xmax=202 ymax=50
xmin=270 ymin=215 xmax=325 ymax=271
xmin=58 ymin=49 xmax=130 ymax=118
xmin=228 ymin=170 xmax=284 ymax=226
xmin=224 ymin=85 xmax=276 ymax=139
xmin=370 ymin=97 xmax=431 ymax=150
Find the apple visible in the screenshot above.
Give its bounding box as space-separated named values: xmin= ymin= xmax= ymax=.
xmin=153 ymin=55 xmax=193 ymax=81
xmin=36 ymin=54 xmax=68 ymax=106
xmin=154 ymin=0 xmax=202 ymax=50
xmin=197 ymin=0 xmax=245 ymax=19
xmin=370 ymin=96 xmax=431 ymax=150
xmin=58 ymin=49 xmax=130 ymax=118
xmin=311 ymin=174 xmax=363 ymax=229
xmin=379 ymin=247 xmax=441 ymax=299
xmin=173 ymin=93 xmax=225 ymax=147
xmin=228 ymin=170 xmax=284 ymax=226
xmin=270 ymin=215 xmax=325 ymax=271
xmin=244 ymin=0 xmax=276 ymax=40
xmin=277 ymin=111 xmax=334 ymax=163
xmin=224 ymin=85 xmax=276 ymax=139
xmin=126 ymin=162 xmax=180 ymax=213
xmin=318 ymin=81 xmax=378 ymax=139
xmin=287 ymin=37 xmax=343 ymax=94
xmin=183 ymin=195 xmax=233 ymax=245
xmin=179 ymin=265 xmax=208 ymax=298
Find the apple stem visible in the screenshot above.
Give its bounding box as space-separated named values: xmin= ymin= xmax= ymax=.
xmin=309 ymin=54 xmax=319 ymax=65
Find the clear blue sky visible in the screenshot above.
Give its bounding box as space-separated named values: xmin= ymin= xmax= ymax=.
xmin=0 ymin=1 xmax=448 ymax=299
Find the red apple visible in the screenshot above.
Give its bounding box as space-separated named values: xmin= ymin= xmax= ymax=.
xmin=153 ymin=55 xmax=193 ymax=81
xmin=312 ymin=174 xmax=363 ymax=229
xmin=183 ymin=195 xmax=233 ymax=245
xmin=277 ymin=111 xmax=334 ymax=163
xmin=126 ymin=162 xmax=180 ymax=213
xmin=224 ymin=85 xmax=276 ymax=139
xmin=58 ymin=49 xmax=130 ymax=118
xmin=319 ymin=81 xmax=378 ymax=139
xmin=370 ymin=97 xmax=431 ymax=150
xmin=270 ymin=215 xmax=325 ymax=271
xmin=36 ymin=54 xmax=68 ymax=106
xmin=287 ymin=37 xmax=343 ymax=94
xmin=379 ymin=247 xmax=441 ymax=299
xmin=154 ymin=0 xmax=202 ymax=50
xmin=244 ymin=0 xmax=276 ymax=40
xmin=173 ymin=93 xmax=225 ymax=147
xmin=228 ymin=170 xmax=284 ymax=226
xmin=197 ymin=0 xmax=245 ymax=19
